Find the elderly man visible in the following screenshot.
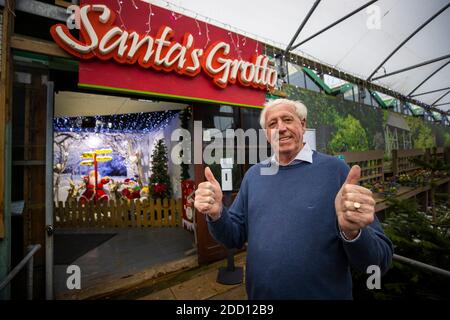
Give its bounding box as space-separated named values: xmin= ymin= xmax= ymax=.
xmin=194 ymin=98 xmax=393 ymax=299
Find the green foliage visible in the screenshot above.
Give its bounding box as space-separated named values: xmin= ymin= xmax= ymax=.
xmin=328 ymin=115 xmax=369 ymax=153
xmin=412 ymin=155 xmax=450 ymax=176
xmin=353 ymin=198 xmax=450 ymax=300
xmin=382 ymin=110 xmax=390 ymax=127
xmin=384 ymin=199 xmax=450 ymax=260
xmin=444 ymin=132 xmax=450 ymax=148
xmin=405 ymin=116 xmax=436 ymax=149
xmin=284 ymin=85 xmax=382 ymax=152
xmin=149 ymin=139 xmax=172 ymax=198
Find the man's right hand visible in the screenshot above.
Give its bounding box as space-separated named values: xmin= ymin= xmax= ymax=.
xmin=194 ymin=167 xmax=223 ymax=220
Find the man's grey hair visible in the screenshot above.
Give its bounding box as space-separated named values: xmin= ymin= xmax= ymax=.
xmin=259 ymin=98 xmax=308 ymax=129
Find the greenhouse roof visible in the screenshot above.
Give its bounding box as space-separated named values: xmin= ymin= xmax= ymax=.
xmin=150 ymin=0 xmax=450 ymax=114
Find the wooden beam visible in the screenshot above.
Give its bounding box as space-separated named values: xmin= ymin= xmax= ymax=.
xmin=54 ymin=0 xmax=73 ymax=8
xmin=0 ymin=3 xmax=15 ymax=239
xmin=11 ymin=34 xmax=71 ymax=58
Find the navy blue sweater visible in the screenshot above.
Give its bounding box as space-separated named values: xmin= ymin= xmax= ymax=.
xmin=208 ymin=151 xmax=393 ymax=299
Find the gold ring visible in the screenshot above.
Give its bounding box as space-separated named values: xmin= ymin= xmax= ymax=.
xmin=353 ymin=202 xmax=361 ymax=209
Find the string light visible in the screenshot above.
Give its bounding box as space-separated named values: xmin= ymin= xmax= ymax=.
xmin=116 ymin=0 xmax=126 ymax=29
xmin=146 ymin=2 xmax=153 ymax=35
xmin=131 ymin=0 xmax=139 ymax=9
xmin=204 ymin=21 xmax=210 ymax=49
xmin=227 ymin=26 xmax=241 ymax=59
xmin=54 ymin=111 xmax=179 ymax=134
xmin=194 ymin=15 xmax=202 ymax=35
xmin=171 ymin=11 xmax=183 ymax=21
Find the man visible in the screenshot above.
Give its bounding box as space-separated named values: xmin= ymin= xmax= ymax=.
xmin=194 ymin=98 xmax=393 ymax=299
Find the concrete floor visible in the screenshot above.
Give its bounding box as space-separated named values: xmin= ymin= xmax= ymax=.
xmin=54 ymin=227 xmax=195 ymax=297
xmin=137 ymin=252 xmax=248 ymax=300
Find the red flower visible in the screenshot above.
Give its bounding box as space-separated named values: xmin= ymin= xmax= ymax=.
xmin=154 ymin=183 xmax=168 ymax=194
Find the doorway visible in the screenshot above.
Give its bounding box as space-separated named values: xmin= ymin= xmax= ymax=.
xmin=49 ymin=89 xmax=197 ymax=298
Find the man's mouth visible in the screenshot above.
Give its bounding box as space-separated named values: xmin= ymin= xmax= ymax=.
xmin=279 ymin=136 xmax=291 ymax=142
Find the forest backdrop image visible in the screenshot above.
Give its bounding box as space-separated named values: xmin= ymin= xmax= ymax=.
xmin=284 ymin=85 xmax=449 ymax=155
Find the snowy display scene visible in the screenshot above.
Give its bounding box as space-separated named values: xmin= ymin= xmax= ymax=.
xmin=53 ymin=110 xmax=182 ymax=204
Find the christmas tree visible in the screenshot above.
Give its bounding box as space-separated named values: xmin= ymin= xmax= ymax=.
xmin=149 ymin=139 xmax=172 ymax=198
xmin=179 ymin=107 xmax=192 ymax=181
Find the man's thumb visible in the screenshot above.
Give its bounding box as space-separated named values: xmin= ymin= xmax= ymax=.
xmin=205 ymin=167 xmax=218 ymax=185
xmin=345 ymin=165 xmax=361 ymax=185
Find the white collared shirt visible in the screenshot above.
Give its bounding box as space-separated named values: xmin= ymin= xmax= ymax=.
xmin=271 ymin=142 xmax=314 ymax=166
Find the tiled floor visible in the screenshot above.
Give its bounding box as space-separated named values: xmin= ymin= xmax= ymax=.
xmin=54 ymin=227 xmax=195 ymax=297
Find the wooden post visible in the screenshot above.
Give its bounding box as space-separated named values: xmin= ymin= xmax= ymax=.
xmin=170 ymin=199 xmax=177 ymax=227
xmin=0 ymin=2 xmax=15 ymax=239
xmin=108 ymin=200 xmax=115 ymax=227
xmin=392 ymin=149 xmax=398 ymax=177
xmin=149 ymin=198 xmax=154 ymax=227
xmin=155 ymin=198 xmax=162 ymax=227
xmin=142 ymin=199 xmax=150 ymax=227
xmin=162 ymin=198 xmax=169 ymax=226
xmin=425 ymin=148 xmax=431 ymax=163
xmin=135 ymin=199 xmax=142 ymax=227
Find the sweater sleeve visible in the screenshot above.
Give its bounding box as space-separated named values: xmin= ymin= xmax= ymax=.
xmin=337 ymin=160 xmax=393 ymax=274
xmin=207 ymin=174 xmax=249 ymax=249
xmin=341 ymin=217 xmax=393 ymax=275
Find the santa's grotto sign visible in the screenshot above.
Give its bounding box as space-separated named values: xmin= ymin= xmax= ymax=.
xmin=50 ymin=0 xmax=278 ymax=107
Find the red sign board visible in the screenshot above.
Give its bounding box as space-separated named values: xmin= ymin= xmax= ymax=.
xmin=50 ymin=0 xmax=278 ymax=107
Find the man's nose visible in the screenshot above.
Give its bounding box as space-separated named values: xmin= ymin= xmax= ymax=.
xmin=277 ymin=121 xmax=287 ymax=132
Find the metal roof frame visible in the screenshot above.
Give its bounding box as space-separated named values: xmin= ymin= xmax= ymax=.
xmin=410 ymin=86 xmax=450 ymax=97
xmin=371 ymin=54 xmax=450 ymax=81
xmin=431 ymin=90 xmax=450 ymax=106
xmin=290 ymin=0 xmax=378 ymax=50
xmin=284 ymin=0 xmax=321 ymax=55
xmin=367 ymin=3 xmax=450 ymax=81
xmin=408 ymin=60 xmax=450 ymax=97
xmin=282 ymin=0 xmax=450 ymax=119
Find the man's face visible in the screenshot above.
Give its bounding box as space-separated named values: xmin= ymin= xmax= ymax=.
xmin=265 ymin=103 xmax=306 ymax=158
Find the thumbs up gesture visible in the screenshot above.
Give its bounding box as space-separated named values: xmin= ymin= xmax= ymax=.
xmin=335 ymin=165 xmax=376 ymax=240
xmin=194 ymin=167 xmax=223 ymax=220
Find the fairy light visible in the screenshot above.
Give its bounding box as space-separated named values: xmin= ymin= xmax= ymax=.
xmin=145 ymin=3 xmax=153 ymax=35
xmin=204 ymin=21 xmax=211 ymax=49
xmin=194 ymin=15 xmax=202 ymax=35
xmin=116 ymin=0 xmax=126 ymax=29
xmin=227 ymin=27 xmax=241 ymax=60
xmin=171 ymin=11 xmax=183 ymax=21
xmin=54 ymin=111 xmax=180 ymax=134
xmin=131 ymin=0 xmax=139 ymax=9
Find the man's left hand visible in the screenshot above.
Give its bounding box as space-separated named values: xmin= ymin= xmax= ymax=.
xmin=335 ymin=165 xmax=376 ymax=240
